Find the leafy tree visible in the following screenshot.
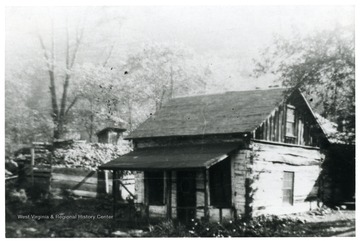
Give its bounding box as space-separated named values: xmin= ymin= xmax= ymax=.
xmin=253 ymin=25 xmax=355 ymax=142
xmin=67 ymin=44 xmax=212 ymax=140
xmin=5 ymin=61 xmax=54 ymax=154
xmin=69 ymin=63 xmax=127 ymax=142
xmin=124 ymin=43 xmax=210 ymax=110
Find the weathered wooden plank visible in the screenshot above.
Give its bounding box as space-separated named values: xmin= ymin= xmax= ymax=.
xmin=166 ymin=171 xmax=172 ymax=219
xmin=262 ymin=123 xmax=266 ymax=140
xmin=149 ymin=205 xmax=167 ymax=218
xmin=104 ymin=171 xmax=110 ymax=194
xmin=51 ymin=179 xmax=97 ymax=191
xmin=171 ymin=171 xmax=177 ymax=218
xmin=204 ymin=169 xmax=209 ymax=220
xmin=197 ymin=190 xmax=205 ymax=207
xmin=52 ymin=167 xmax=96 ymax=176
xmin=51 ymin=188 xmax=97 ymax=198
xmin=27 ymin=173 xmax=51 ymax=178
xmin=281 ymin=104 xmax=286 ymax=142
xmin=135 ymin=134 xmax=248 ymax=148
xmin=231 ymin=150 xmax=247 ymax=216
xmin=264 ymin=119 xmax=268 ymax=140
xmin=270 ymin=114 xmax=275 ymax=141
xmin=51 ymin=173 xmax=98 ymax=184
xmin=134 ymin=172 xmax=145 ymax=203
xmin=298 ymin=118 xmax=303 ymax=145
xmin=252 ymin=142 xmax=322 ymax=160
xmin=267 ymin=118 xmax=271 ymax=141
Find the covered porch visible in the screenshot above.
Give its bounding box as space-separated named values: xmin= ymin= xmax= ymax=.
xmin=99 ymin=143 xmax=241 ymax=223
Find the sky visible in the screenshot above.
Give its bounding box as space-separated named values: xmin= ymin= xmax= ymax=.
xmin=5 ymin=5 xmax=355 ymax=91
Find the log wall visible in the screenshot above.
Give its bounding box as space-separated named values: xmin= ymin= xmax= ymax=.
xmin=249 ymin=141 xmax=322 ymax=215
xmin=231 ymin=150 xmax=249 ymax=216
xmin=132 ymin=139 xmax=324 ymax=220
xmin=134 ymin=134 xmax=248 ymax=149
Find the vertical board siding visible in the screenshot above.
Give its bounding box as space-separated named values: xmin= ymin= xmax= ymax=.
xmin=254 ymin=100 xmax=321 ymax=147
xmin=274 ymin=109 xmax=279 ymax=142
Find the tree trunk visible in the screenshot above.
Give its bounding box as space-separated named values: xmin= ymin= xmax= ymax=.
xmin=127 ymin=97 xmax=133 ymax=131
xmin=39 ymin=18 xmax=84 ymax=140
xmin=55 ymin=120 xmax=65 ymax=140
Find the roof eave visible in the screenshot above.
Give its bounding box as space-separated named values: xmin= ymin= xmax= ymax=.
xmin=125 ymin=131 xmax=252 ymax=140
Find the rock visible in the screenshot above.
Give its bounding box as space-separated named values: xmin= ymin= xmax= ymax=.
xmin=52 ymin=142 xmax=132 ymax=169
xmin=296 ymin=218 xmax=306 ymax=224
xmin=76 ymin=232 xmax=97 ymax=237
xmin=129 ymin=229 xmax=144 ymax=237
xmin=24 ymin=227 xmax=37 ymax=232
xmin=340 ymin=205 xmax=347 ymax=210
xmin=111 ymin=230 xmax=130 ymax=237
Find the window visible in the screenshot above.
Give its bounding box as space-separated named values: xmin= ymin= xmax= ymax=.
xmin=209 ymin=158 xmax=231 ymax=207
xmin=282 ymin=171 xmax=294 ymax=205
xmin=285 ymin=105 xmax=296 ymax=144
xmin=145 ymin=171 xmax=164 ymax=205
xmin=286 ymin=106 xmax=296 ymax=137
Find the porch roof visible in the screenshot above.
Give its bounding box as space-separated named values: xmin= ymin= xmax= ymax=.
xmin=99 ymin=143 xmax=241 ymax=171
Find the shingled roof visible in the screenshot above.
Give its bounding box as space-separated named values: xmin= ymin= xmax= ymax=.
xmin=127 ymin=88 xmax=288 ymax=139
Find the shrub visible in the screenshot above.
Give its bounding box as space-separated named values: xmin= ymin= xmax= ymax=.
xmin=7 ymin=189 xmax=28 ymax=204
xmin=146 ymin=220 xmax=190 ymax=237
xmin=147 ymin=215 xmax=301 ymax=237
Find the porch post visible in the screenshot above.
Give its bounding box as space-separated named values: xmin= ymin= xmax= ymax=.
xmin=166 ymin=171 xmax=172 ymax=219
xmin=144 ymin=173 xmax=149 ymax=220
xmin=112 ymin=170 xmax=118 ymax=219
xmin=203 ymin=168 xmax=210 ymax=220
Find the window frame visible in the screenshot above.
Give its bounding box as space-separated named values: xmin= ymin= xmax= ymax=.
xmin=285 ymin=105 xmax=297 ymax=143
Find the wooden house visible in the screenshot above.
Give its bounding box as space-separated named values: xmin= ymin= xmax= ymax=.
xmin=96 ymin=126 xmax=126 ymax=145
xmin=99 ymin=88 xmax=328 ymax=222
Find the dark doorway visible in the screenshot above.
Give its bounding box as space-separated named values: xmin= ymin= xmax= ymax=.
xmin=145 ymin=171 xmax=165 ymax=205
xmin=177 ymin=171 xmax=196 ymax=223
xmin=209 ymin=157 xmax=231 ymax=207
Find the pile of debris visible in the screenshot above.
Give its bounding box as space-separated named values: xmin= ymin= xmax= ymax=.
xmin=12 ymin=141 xmax=132 ymax=170
xmin=52 ymin=142 xmax=132 ymax=170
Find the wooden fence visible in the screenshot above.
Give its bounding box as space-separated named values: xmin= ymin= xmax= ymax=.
xmin=19 ymin=166 xmax=135 ymax=199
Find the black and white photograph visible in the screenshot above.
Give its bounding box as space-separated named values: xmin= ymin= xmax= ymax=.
xmin=4 ymin=1 xmax=356 ymax=238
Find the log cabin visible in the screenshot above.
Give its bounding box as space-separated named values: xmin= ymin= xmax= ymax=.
xmin=99 ymin=88 xmax=328 ymax=222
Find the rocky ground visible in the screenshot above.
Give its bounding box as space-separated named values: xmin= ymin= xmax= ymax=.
xmin=280 ymin=208 xmax=355 ymax=237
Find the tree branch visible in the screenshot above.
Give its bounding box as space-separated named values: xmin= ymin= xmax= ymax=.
xmin=37 ymin=25 xmax=59 ymax=120
xmin=102 ymin=43 xmax=115 ymax=67
xmin=59 ymin=17 xmax=85 ymax=121
xmin=65 ymin=96 xmax=79 ymax=115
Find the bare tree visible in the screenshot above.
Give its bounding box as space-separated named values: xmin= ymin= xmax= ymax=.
xmin=38 ymin=16 xmax=85 ymax=139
